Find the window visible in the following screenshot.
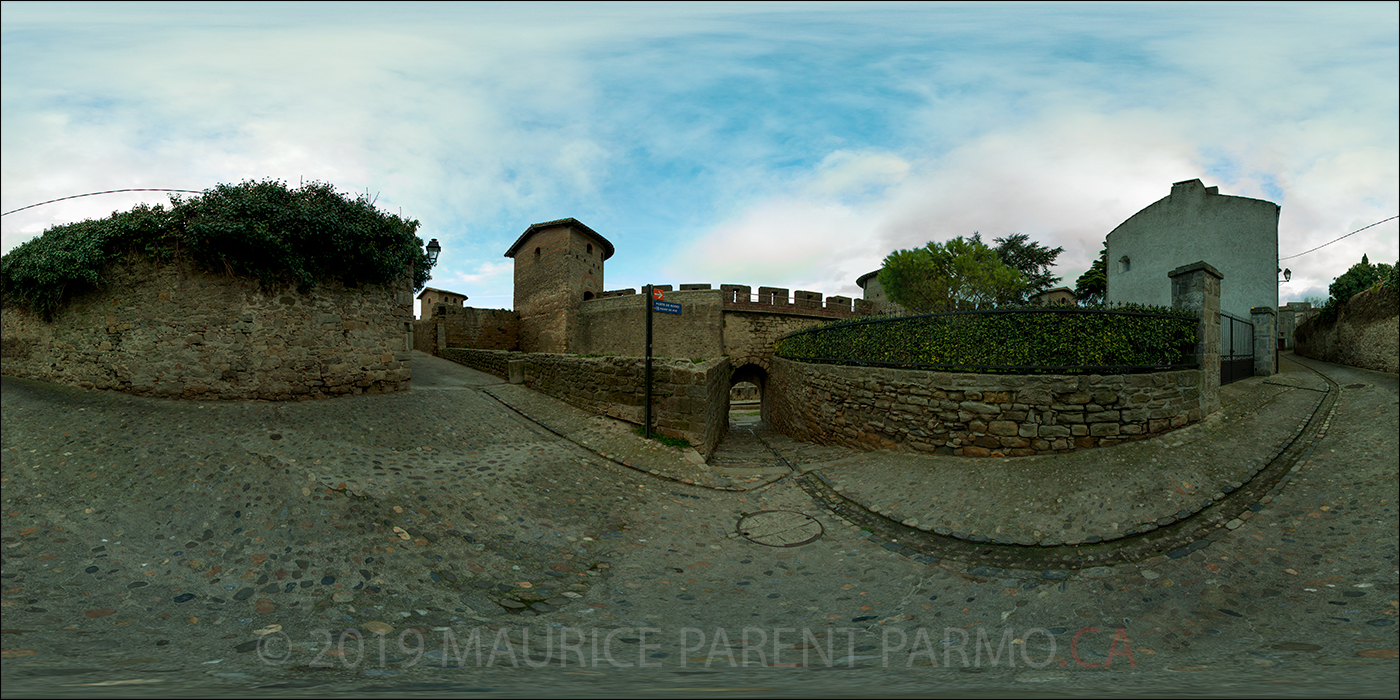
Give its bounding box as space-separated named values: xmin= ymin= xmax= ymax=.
xmin=1119 ymin=256 xmax=1131 ymax=273
xmin=534 ymin=247 xmax=541 ymax=260
xmin=586 ymin=243 xmax=593 ymax=254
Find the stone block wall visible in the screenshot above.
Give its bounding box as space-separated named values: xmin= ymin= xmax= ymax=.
xmin=765 ymin=357 xmax=1203 ymax=457
xmin=439 ymin=348 xmax=731 ymax=458
xmin=1295 ymin=286 xmax=1399 ymax=374
xmin=412 ymin=316 xmax=437 ymax=354
xmin=722 ymin=312 xmax=832 ymax=368
xmin=578 ymin=289 xmax=724 ymax=359
xmin=440 ymin=347 xmax=511 ymax=378
xmin=0 ymin=256 xmax=414 ymax=400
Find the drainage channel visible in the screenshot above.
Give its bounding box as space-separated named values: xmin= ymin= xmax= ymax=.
xmin=796 ymin=357 xmax=1342 ymax=575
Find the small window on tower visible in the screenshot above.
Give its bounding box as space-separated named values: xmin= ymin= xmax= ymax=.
xmin=1119 ymin=256 xmax=1131 ymax=273
xmin=534 ymin=247 xmax=541 ymax=260
xmin=587 ymin=243 xmax=593 ymax=255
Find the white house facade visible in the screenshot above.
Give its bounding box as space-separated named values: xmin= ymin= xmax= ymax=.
xmin=1106 ymin=178 xmax=1279 ymax=321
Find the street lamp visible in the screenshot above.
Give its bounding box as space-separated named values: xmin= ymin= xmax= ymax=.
xmin=1278 ymin=267 xmax=1290 ymax=283
xmin=426 ymin=238 xmax=441 ymax=264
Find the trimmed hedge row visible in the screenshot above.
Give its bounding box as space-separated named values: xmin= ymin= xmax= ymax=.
xmin=775 ymin=304 xmax=1197 ymax=373
xmin=2 ymin=179 xmax=433 ymax=319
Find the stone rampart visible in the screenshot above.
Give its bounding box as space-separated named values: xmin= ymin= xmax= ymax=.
xmin=415 ymin=306 xmax=519 ymax=355
xmin=0 ymin=256 xmax=413 ymax=400
xmin=579 ymin=289 xmax=724 ymax=358
xmin=1295 ymin=286 xmax=1399 ymax=374
xmin=766 ymin=357 xmax=1203 ymax=457
xmin=578 ymin=283 xmax=863 ymax=366
xmin=439 ymin=348 xmax=731 ymax=458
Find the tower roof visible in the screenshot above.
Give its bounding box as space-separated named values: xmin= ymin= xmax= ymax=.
xmin=504 ymin=218 xmax=615 ymax=261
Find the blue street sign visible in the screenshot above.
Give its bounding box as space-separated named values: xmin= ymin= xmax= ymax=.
xmin=653 ymin=300 xmax=682 ymax=315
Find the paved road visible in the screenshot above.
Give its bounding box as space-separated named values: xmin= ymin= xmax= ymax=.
xmin=1 ymin=351 xmax=1395 ymax=697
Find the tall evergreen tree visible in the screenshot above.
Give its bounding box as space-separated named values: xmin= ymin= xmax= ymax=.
xmin=1074 ymin=241 xmax=1108 ymax=305
xmin=988 ymin=233 xmax=1064 ymax=303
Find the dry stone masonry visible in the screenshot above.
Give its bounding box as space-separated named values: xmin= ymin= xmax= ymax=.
xmin=765 ymin=357 xmax=1203 ymax=457
xmin=1 ymin=256 xmax=414 ymax=400
xmin=1295 ymin=285 xmax=1399 ymax=374
xmin=440 ymin=348 xmax=731 ymax=459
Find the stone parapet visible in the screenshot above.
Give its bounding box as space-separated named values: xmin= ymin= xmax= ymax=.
xmin=766 ymin=357 xmax=1203 ymax=457
xmin=439 ymin=348 xmax=731 ymax=459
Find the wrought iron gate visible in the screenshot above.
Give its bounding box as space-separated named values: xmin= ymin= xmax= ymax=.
xmin=1220 ymin=312 xmax=1254 ymax=386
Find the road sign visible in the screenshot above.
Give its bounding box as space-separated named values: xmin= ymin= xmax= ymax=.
xmin=652 ymin=287 xmax=664 ymax=301
xmin=653 ymin=300 xmax=681 ymax=315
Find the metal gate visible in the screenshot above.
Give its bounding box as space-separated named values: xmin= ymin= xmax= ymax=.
xmin=1221 ymin=312 xmax=1254 ymax=386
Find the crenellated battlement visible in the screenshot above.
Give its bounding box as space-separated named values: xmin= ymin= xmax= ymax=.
xmin=595 ymin=283 xmax=870 ymax=317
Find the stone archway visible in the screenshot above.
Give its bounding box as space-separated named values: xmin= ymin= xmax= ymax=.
xmin=728 ymin=362 xmax=768 ymax=425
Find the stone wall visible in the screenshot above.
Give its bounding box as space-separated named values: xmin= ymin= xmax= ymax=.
xmin=1295 ymin=286 xmax=1399 ymax=374
xmin=415 ymin=306 xmax=519 ymax=355
xmin=0 ymin=256 xmax=414 ymax=400
xmin=766 ymin=357 xmax=1203 ymax=457
xmin=439 ymin=348 xmax=731 ymax=458
xmin=722 ymin=311 xmax=832 ymax=369
xmin=440 ymin=347 xmax=512 ymax=379
xmin=579 ymin=289 xmax=725 ymax=358
xmin=412 ymin=316 xmax=438 ymax=354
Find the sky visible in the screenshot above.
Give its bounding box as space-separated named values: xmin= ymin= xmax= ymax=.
xmin=3 ymin=2 xmax=1397 ymax=318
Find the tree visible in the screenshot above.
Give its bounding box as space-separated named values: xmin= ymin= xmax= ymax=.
xmin=984 ymin=232 xmax=1064 ymax=303
xmin=1 ymin=179 xmax=433 ymax=319
xmin=1073 ymin=241 xmax=1108 ymax=305
xmin=878 ymin=236 xmax=1026 ymax=313
xmin=1328 ymin=254 xmax=1391 ymax=305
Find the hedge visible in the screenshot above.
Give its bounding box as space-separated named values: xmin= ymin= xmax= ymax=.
xmin=775 ymin=304 xmax=1198 ymax=373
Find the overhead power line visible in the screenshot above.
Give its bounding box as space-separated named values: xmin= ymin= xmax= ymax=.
xmin=2 ymin=188 xmax=203 ymax=217
xmin=1279 ymin=215 xmax=1399 ymax=261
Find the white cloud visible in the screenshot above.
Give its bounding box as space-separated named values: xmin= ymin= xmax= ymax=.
xmin=3 ymin=2 xmax=1394 ymax=309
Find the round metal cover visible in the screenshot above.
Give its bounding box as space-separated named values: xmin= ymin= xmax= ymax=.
xmin=736 ymin=510 xmax=824 ymax=547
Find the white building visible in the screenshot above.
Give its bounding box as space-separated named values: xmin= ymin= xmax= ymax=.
xmin=1106 ymin=178 xmax=1279 ymax=321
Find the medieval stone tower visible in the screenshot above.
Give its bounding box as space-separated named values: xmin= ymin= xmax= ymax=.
xmin=504 ymin=218 xmax=614 ymax=353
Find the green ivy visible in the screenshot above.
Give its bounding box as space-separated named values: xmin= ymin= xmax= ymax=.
xmin=1 ymin=179 xmax=435 ymax=319
xmin=775 ymin=304 xmax=1197 ymax=373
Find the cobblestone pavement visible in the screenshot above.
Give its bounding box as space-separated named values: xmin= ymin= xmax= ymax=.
xmin=1 ymin=351 xmax=1395 ymax=697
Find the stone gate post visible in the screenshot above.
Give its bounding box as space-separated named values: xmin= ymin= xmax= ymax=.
xmin=1169 ymin=262 xmax=1222 ymax=417
xmin=1251 ymin=306 xmax=1277 ymax=376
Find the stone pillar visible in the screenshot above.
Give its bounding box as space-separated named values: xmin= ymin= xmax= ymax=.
xmin=1251 ymin=306 xmax=1277 ymax=376
xmin=435 ymin=317 xmax=446 ymax=355
xmin=1169 ymin=261 xmax=1223 ymax=417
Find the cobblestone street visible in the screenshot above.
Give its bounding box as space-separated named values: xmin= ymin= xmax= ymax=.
xmin=1 ymin=351 xmax=1395 ymax=697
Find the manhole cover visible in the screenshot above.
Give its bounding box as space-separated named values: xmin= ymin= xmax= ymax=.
xmin=736 ymin=510 xmax=824 ymax=547
xmin=1344 ymin=383 xmax=1366 ymax=389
